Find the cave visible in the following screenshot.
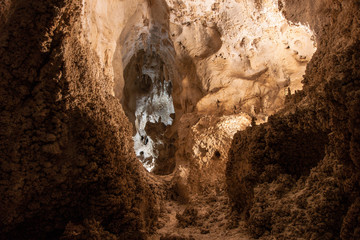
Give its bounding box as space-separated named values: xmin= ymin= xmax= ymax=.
xmin=1 ymin=0 xmax=359 ymax=239
xmin=122 ymin=49 xmax=175 ymax=172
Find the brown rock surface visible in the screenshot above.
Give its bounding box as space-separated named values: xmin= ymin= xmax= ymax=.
xmin=0 ymin=1 xmax=157 ymax=239
xmin=1 ymin=0 xmax=359 ymax=239
xmin=227 ymin=0 xmax=360 ymax=239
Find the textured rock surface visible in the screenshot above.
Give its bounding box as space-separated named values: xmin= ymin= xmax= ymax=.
xmin=163 ymin=0 xmax=318 ymax=198
xmin=227 ymin=0 xmax=360 ymax=239
xmin=172 ymin=113 xmax=251 ymax=201
xmin=82 ymin=0 xmax=317 ymax=174
xmin=0 ymin=1 xmax=157 ymax=239
xmin=1 ymin=0 xmax=359 ymax=239
xmin=166 ymin=0 xmax=316 ymax=117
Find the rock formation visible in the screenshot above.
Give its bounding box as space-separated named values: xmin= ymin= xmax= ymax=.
xmin=227 ymin=0 xmax=360 ymax=239
xmin=0 ymin=0 xmax=359 ymax=239
xmin=0 ymin=1 xmax=157 ymax=239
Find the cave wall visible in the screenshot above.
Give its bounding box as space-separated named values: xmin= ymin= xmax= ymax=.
xmin=160 ymin=0 xmax=320 ymax=201
xmin=1 ymin=0 xmax=358 ymax=238
xmin=77 ymin=0 xmax=320 ymax=180
xmin=166 ymin=0 xmax=317 ymax=117
xmin=84 ymin=0 xmax=144 ymax=98
xmin=0 ymin=0 xmax=11 ymax=25
xmin=0 ymin=1 xmax=157 ymax=239
xmin=227 ymin=0 xmax=360 ymax=239
xmin=84 ymin=0 xmax=179 ymax=173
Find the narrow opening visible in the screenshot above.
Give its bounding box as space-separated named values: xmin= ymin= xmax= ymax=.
xmin=122 ymin=50 xmax=175 ymax=172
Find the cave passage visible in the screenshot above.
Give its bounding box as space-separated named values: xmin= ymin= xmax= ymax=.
xmin=123 ymin=50 xmax=175 ymax=172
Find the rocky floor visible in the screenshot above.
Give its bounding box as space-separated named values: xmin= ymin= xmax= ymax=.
xmin=149 ymin=175 xmax=251 ymax=240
